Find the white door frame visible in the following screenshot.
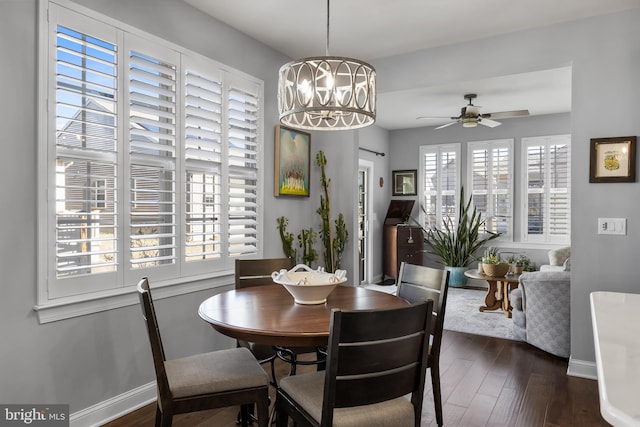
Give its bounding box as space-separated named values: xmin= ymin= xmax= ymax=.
xmin=358 ymin=159 xmax=374 ymax=285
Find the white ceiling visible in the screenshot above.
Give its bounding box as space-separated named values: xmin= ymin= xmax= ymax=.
xmin=184 ymin=0 xmax=640 ymax=130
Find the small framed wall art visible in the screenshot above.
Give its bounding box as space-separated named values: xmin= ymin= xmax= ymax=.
xmin=392 ymin=169 xmax=417 ymax=196
xmin=274 ymin=125 xmax=311 ymax=196
xmin=589 ymin=136 xmax=636 ymax=183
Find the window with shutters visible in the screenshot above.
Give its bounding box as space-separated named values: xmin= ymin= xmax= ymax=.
xmin=183 ymin=61 xmax=224 ymax=268
xmin=227 ymin=85 xmax=260 ymax=257
xmin=39 ymin=2 xmax=263 ymax=312
xmin=419 ymin=144 xmax=460 ymax=230
xmin=522 ymin=135 xmax=571 ymax=243
xmin=468 ymin=139 xmax=513 ymax=240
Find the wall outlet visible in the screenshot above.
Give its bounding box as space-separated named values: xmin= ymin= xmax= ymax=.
xmin=598 ymin=218 xmax=626 ymax=235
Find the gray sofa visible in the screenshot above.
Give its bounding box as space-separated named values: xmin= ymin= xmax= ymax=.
xmin=511 ymin=270 xmax=571 ymax=358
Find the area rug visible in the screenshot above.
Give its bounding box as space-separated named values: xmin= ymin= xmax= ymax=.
xmin=443 ymin=287 xmax=514 ymax=340
xmin=362 ymin=284 xmax=514 ymax=340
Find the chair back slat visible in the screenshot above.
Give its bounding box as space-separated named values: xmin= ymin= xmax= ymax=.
xmin=333 ymin=363 xmax=420 ymax=407
xmin=335 ymin=332 xmax=423 ymax=376
xmin=321 ymin=301 xmax=433 ymax=426
xmin=396 ymin=262 xmax=450 ymax=353
xmin=235 ymin=258 xmax=294 ymax=289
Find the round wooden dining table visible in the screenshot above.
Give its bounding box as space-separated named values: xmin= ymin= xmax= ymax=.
xmin=198 ymin=284 xmax=409 ymax=347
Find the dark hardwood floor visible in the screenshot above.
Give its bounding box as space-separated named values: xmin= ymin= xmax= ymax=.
xmin=103 ymin=330 xmax=610 ymax=427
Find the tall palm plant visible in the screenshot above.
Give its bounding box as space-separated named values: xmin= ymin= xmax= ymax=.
xmin=425 ymin=186 xmax=500 ymax=267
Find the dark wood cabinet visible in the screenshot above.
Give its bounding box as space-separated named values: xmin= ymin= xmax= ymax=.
xmin=383 ymin=224 xmax=423 ymax=279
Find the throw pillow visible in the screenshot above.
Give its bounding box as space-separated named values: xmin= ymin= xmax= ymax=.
xmin=563 ymin=257 xmax=571 ymax=271
xmin=548 ymin=246 xmax=571 ymax=266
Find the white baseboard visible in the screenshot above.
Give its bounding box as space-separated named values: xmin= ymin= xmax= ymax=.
xmin=370 ymin=273 xmax=384 ymax=284
xmin=567 ymin=356 xmax=597 ymax=380
xmin=70 ymin=382 xmax=156 ymax=427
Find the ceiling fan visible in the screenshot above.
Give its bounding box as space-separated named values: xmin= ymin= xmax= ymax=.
xmin=417 ymin=93 xmax=529 ymax=129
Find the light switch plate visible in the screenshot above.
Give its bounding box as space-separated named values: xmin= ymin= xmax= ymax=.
xmin=598 ymin=218 xmax=626 ymax=235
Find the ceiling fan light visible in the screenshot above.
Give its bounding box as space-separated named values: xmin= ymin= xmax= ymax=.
xmin=462 ymin=116 xmax=477 ymax=127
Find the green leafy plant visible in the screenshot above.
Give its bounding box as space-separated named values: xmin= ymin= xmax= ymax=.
xmin=518 ymin=255 xmax=536 ymax=272
xmin=316 ymin=150 xmax=348 ymax=272
xmin=276 ymin=150 xmax=348 ymax=271
xmin=332 ymin=213 xmax=348 ymax=269
xmin=505 ymin=254 xmax=519 ymax=265
xmin=276 ymin=216 xmax=296 ymax=261
xmin=504 ymin=254 xmax=536 ymax=271
xmin=482 ymin=247 xmax=501 ymax=264
xmin=424 ymin=186 xmax=500 ymax=267
xmin=297 ymin=227 xmax=318 ymax=266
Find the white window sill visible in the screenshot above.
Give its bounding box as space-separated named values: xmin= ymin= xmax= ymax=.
xmin=490 ymin=241 xmax=571 ymax=251
xmin=34 ymin=271 xmax=234 ymax=324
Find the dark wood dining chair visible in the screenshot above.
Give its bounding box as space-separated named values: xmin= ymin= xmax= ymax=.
xmin=235 ymin=257 xmax=294 ymax=384
xmin=137 ymin=277 xmax=270 ymax=427
xmin=274 ymin=300 xmax=434 ymax=426
xmin=396 ymin=262 xmax=450 ymax=427
xmin=235 ymin=258 xmax=325 ymax=382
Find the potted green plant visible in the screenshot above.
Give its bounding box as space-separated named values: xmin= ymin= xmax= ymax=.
xmin=504 ymin=253 xmax=537 ymax=274
xmin=505 ymin=253 xmax=523 ymax=275
xmin=423 ymin=187 xmax=500 ymax=286
xmin=517 ymin=254 xmax=536 ymax=272
xmin=479 ymin=247 xmax=496 ymax=274
xmin=482 ymin=248 xmax=510 ymax=277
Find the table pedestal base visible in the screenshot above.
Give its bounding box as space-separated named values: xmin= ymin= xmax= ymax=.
xmin=479 ymin=279 xmax=518 ymax=318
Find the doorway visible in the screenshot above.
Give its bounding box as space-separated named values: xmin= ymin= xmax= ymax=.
xmin=358 ymin=160 xmax=374 ymax=284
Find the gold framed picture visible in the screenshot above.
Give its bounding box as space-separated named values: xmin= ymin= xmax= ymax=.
xmin=589 ymin=136 xmax=636 ymax=183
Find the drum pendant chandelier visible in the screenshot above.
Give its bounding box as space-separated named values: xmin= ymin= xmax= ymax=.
xmin=277 ymin=0 xmax=376 ymax=131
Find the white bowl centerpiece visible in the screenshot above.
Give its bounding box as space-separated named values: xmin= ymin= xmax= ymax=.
xmin=271 ymin=264 xmax=347 ymax=304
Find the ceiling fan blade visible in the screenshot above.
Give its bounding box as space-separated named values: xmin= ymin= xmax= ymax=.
xmin=479 ymin=118 xmax=501 ymax=128
xmin=481 ymin=109 xmax=529 ymax=119
xmin=435 ymin=121 xmax=458 ymax=130
xmin=417 ymin=115 xmax=456 ymax=120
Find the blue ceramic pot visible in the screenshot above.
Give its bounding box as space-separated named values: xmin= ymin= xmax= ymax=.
xmin=445 ymin=266 xmax=468 ymax=287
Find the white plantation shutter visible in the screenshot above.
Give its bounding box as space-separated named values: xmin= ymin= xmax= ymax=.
xmin=52 ymin=8 xmax=119 ymax=296
xmin=523 ymin=135 xmax=571 ymax=243
xmin=127 ymin=48 xmax=178 ymax=270
xmin=422 ymin=151 xmax=438 ymax=229
xmin=470 ymin=147 xmax=489 ymax=228
xmin=468 ymin=140 xmax=513 ymax=239
xmin=492 ymin=146 xmax=511 ymax=235
xmin=419 ymin=144 xmax=460 ymax=230
xmin=183 ymin=66 xmax=223 ymax=263
xmin=42 ymin=3 xmax=263 ymax=308
xmin=227 ymin=84 xmax=260 ymax=257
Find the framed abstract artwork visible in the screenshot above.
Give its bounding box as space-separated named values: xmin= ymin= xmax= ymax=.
xmin=589 ymin=136 xmax=636 ymax=183
xmin=274 ymin=125 xmax=311 ymax=196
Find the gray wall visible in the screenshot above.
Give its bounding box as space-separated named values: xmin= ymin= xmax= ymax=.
xmin=2 ymin=0 xmax=640 ymax=417
xmin=0 ymin=0 xmax=357 ymax=413
xmin=372 ymin=10 xmax=640 ymax=364
xmin=388 ymin=113 xmax=571 ymax=234
xmin=388 ymin=113 xmax=571 ymax=274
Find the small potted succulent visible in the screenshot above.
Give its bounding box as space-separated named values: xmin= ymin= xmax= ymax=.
xmin=505 ymin=254 xmax=524 ymax=275
xmin=505 ymin=254 xmax=537 ymax=274
xmin=481 ymin=247 xmax=510 ymax=277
